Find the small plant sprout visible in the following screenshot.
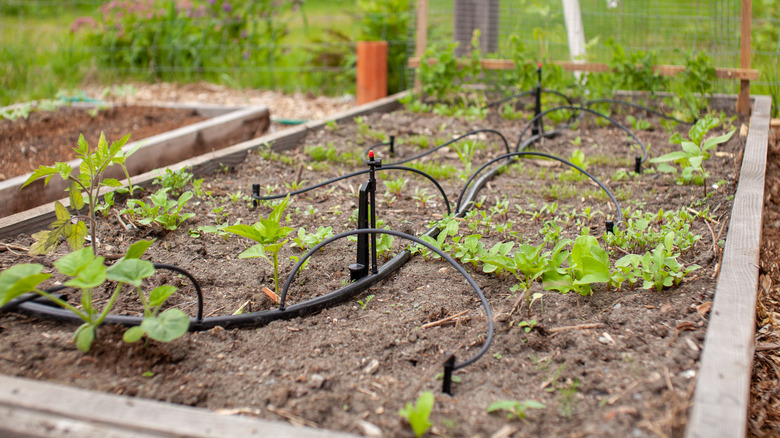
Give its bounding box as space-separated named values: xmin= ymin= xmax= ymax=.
xmin=153 ymin=167 xmax=193 ymax=196
xmin=357 ymin=294 xmax=375 ymax=310
xmin=122 ymin=188 xmax=196 ymax=231
xmin=223 ymin=195 xmax=293 ymax=295
xmin=399 ymin=391 xmax=434 ymax=438
xmin=384 ymin=176 xmax=407 ymax=197
xmin=487 ymin=399 xmax=546 ymax=420
xmin=22 ymin=132 xmax=140 ymax=255
xmin=412 ymin=187 xmax=432 ymax=209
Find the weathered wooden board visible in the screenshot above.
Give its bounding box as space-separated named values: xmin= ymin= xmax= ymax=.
xmin=685 ymin=95 xmax=772 ymax=438
xmin=0 ymin=374 xmax=355 ymax=438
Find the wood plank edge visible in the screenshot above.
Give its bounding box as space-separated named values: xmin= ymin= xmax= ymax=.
xmin=685 ymin=95 xmax=772 ymax=438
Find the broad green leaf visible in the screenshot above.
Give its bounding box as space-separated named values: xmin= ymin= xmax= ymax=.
xmin=149 ymin=285 xmax=178 ymax=307
xmin=150 ymin=188 xmax=170 ymax=207
xmin=177 ymin=191 xmax=193 ymax=208
xmin=0 ymin=264 xmax=51 ymax=306
xmin=65 ymin=257 xmax=107 ymax=289
xmin=101 ymin=178 xmax=123 ymax=188
xmin=74 ymin=323 xmax=95 ymax=352
xmin=64 ymin=221 xmax=88 ymax=251
xmin=107 ymin=259 xmax=155 ymax=286
xmin=542 ymin=270 xmax=575 ymax=294
xmin=224 ymin=224 xmax=268 ymax=244
xmin=267 ymin=195 xmax=291 ymax=224
xmin=29 ymin=230 xmax=56 ymax=255
xmin=238 ymin=244 xmax=267 ymax=259
xmin=68 ymin=180 xmax=85 ymax=210
xmin=680 ymin=141 xmax=700 ymax=155
xmin=21 ymin=166 xmax=58 ymax=189
xmin=649 ymin=151 xmax=688 ymax=163
xmin=702 ymin=129 xmax=735 ymax=151
xmin=54 ymin=247 xmax=95 ymax=276
xmin=140 ymin=308 xmax=189 ymax=342
xmin=122 ymin=239 xmax=155 ymax=260
xmin=54 ymin=200 xmax=71 ymax=221
xmin=123 ymin=326 xmax=145 ymax=343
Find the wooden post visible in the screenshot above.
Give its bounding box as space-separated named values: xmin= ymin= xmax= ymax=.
xmin=413 ymin=0 xmax=428 ymax=91
xmin=737 ymin=0 xmax=752 ymax=115
xmin=356 ymin=41 xmax=388 ymax=105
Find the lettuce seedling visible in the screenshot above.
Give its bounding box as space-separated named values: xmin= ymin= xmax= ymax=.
xmin=487 ymin=399 xmax=546 ymax=420
xmin=399 ymin=391 xmax=434 ymax=438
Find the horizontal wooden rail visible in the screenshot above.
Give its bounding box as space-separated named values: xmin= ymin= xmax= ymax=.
xmin=407 ymin=58 xmax=759 ymax=80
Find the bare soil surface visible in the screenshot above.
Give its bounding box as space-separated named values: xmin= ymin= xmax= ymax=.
xmin=0 ymin=105 xmax=207 ymax=181
xmin=0 ymin=98 xmax=755 ymax=437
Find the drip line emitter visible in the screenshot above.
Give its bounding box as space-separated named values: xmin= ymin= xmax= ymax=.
xmin=3 ymin=88 xmax=682 ymax=395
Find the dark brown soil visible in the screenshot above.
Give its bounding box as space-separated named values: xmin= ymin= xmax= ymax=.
xmin=0 ymin=105 xmax=207 ymax=180
xmin=0 ymin=102 xmax=751 ymax=437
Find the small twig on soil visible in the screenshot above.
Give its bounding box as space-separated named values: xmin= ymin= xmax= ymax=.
xmin=422 ymin=310 xmax=469 ymax=329
xmin=0 ymin=354 xmax=20 ymax=363
xmin=663 ymin=366 xmax=674 ymax=392
xmin=703 ymin=218 xmax=718 ymax=255
xmin=0 ymin=242 xmax=29 ymax=253
xmin=548 ymin=323 xmax=604 ymax=334
xmin=114 ymin=210 xmax=133 ymax=231
xmin=606 ymin=380 xmax=641 ymax=405
xmin=266 ymin=405 xmax=320 ymax=428
xmin=295 ymin=164 xmax=304 ymax=185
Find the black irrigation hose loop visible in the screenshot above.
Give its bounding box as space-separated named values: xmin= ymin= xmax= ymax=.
xmin=254 ymin=166 xmax=452 ymax=216
xmin=486 ymin=88 xmax=575 ymax=109
xmin=455 ymin=151 xmax=623 ymax=225
xmin=515 ymin=105 xmax=648 ymax=165
xmin=278 ymin=228 xmax=494 ymax=372
xmin=153 ymin=263 xmax=204 ymax=323
xmin=584 ymin=98 xmax=693 ymax=125
xmin=362 ymin=129 xmax=511 ymax=166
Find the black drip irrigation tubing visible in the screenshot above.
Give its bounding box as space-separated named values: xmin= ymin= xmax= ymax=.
xmin=516 ymin=105 xmax=648 ymax=168
xmin=456 ymin=151 xmax=624 ymax=227
xmin=360 ymin=128 xmax=511 ymax=166
xmin=584 ymin=98 xmax=694 ymax=125
xmin=279 ymin=228 xmax=494 ymax=393
xmin=252 ymin=165 xmax=452 ymax=216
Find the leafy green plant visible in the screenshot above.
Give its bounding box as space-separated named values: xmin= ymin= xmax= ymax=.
xmin=290 ymin=226 xmax=335 ymax=251
xmin=626 ymin=115 xmax=653 ymax=131
xmin=487 ymin=399 xmax=545 ymax=420
xmin=153 ymin=167 xmax=193 ymax=196
xmin=223 ymin=195 xmax=293 ymax=295
xmin=542 ymin=233 xmax=610 ymax=296
xmin=399 ymin=391 xmax=434 ymax=438
xmin=384 ymin=176 xmax=407 ymax=197
xmin=651 ymin=116 xmax=735 ymax=187
xmin=122 ymin=188 xmax=195 ymax=231
xmin=22 ymin=132 xmax=139 ymax=255
xmin=0 ymin=240 xmax=187 ymax=352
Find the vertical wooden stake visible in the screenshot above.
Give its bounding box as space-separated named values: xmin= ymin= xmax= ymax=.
xmin=413 ymin=0 xmax=429 ymax=92
xmin=737 ymin=0 xmax=752 ymax=115
xmin=357 ymin=41 xmax=388 ymax=105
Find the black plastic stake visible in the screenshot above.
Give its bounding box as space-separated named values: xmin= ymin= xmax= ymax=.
xmin=634 ymin=156 xmax=642 ymax=174
xmin=251 ymin=184 xmax=260 ymax=209
xmin=349 ymin=184 xmax=370 ymax=282
xmin=532 ymin=62 xmax=543 ymax=137
xmin=367 ymin=151 xmax=382 ymax=274
xmin=389 ymin=135 xmax=395 ymax=157
xmin=442 ymin=355 xmax=456 ymax=395
xmin=606 ymin=220 xmax=615 ymax=234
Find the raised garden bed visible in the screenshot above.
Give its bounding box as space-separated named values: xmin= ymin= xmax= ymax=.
xmin=0 ymin=102 xmax=269 ymax=218
xmin=0 ymin=92 xmax=770 ymax=437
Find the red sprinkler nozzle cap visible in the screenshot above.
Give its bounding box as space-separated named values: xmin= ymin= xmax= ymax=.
xmin=368 ymin=150 xmax=374 ymax=159
xmin=538 ymin=62 xmax=542 ymax=68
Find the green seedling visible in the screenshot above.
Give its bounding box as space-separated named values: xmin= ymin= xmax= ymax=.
xmin=153 ymin=167 xmax=193 ymax=196
xmin=122 ymin=188 xmax=195 ymax=231
xmin=399 ymin=391 xmax=434 ymax=438
xmin=0 ymin=240 xmax=187 ymax=352
xmin=626 ymin=115 xmax=653 ymax=131
xmin=357 ymin=294 xmax=375 ymax=310
xmin=291 ymin=226 xmax=335 ymax=251
xmin=487 ymin=399 xmax=546 ymax=420
xmin=223 ymin=195 xmax=293 ymax=295
xmin=518 ymin=319 xmax=538 ymax=333
xmin=384 ymin=176 xmax=407 ymax=197
xmin=22 ymin=132 xmax=140 ymax=255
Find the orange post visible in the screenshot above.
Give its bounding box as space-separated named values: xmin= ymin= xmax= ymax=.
xmin=357 ymin=41 xmax=388 ymax=105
